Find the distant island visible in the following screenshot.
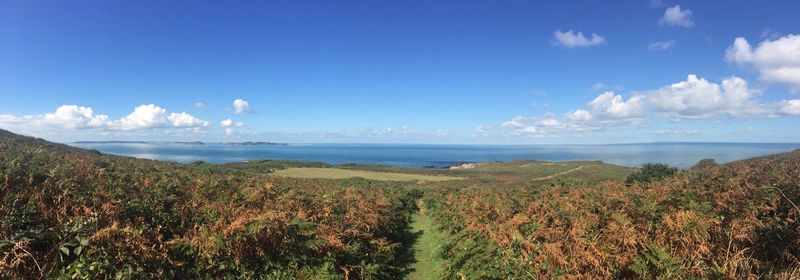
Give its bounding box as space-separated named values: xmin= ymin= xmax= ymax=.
xmin=176 ymin=141 xmax=206 ymax=145
xmin=223 ymin=141 xmax=288 ymax=146
xmin=73 ymin=140 xmax=158 ymax=144
xmin=73 ymin=140 xmax=288 ymax=146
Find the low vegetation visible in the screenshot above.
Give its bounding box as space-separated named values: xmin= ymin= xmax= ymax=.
xmin=424 ymin=153 xmax=800 ymax=279
xmin=272 ymin=168 xmax=461 ymax=182
xmin=1 ymin=129 xmax=798 ymax=279
xmin=0 ymin=130 xmax=422 ymax=279
xmin=625 ymin=162 xmax=679 ymax=186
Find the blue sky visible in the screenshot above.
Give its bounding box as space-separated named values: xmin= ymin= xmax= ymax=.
xmin=1 ymin=0 xmax=799 ymax=143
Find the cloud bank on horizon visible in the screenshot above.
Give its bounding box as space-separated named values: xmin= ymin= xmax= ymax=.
xmin=492 ymin=73 xmax=800 ymax=138
xmin=0 ymin=99 xmax=249 ymax=138
xmin=0 ymin=1 xmax=798 ymax=143
xmin=491 ymin=32 xmax=800 ymax=140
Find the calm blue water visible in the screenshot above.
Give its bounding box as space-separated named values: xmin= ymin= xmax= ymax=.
xmin=69 ymin=142 xmax=800 ymax=168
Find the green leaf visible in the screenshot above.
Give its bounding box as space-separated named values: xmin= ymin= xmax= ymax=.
xmin=60 ymin=246 xmax=70 ymax=256
xmin=74 ymin=245 xmax=83 ymax=256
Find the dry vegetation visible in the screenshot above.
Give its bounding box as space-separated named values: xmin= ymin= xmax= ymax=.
xmin=424 ymin=152 xmax=800 ymax=279
xmin=0 ymin=130 xmax=421 ymax=279
xmin=1 ymin=128 xmax=798 ymax=279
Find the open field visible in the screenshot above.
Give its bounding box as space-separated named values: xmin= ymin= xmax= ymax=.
xmin=446 ymin=160 xmax=635 ymax=183
xmin=271 ymin=167 xmax=462 ymax=181
xmin=268 ymin=161 xmax=634 ymax=184
xmin=327 ymin=160 xmax=635 ymax=183
xmin=465 ymin=160 xmax=626 ymax=176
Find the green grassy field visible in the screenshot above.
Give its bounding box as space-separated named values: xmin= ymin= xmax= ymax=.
xmin=448 ymin=160 xmax=635 ymax=182
xmin=271 ymin=167 xmax=462 ymax=181
xmin=269 ymin=160 xmax=634 ymax=184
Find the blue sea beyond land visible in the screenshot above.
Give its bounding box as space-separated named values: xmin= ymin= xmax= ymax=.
xmin=69 ymin=142 xmax=800 ymax=169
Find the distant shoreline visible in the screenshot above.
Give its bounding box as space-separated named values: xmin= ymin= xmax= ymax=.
xmin=67 ymin=141 xmax=800 ymax=169
xmin=73 ymin=140 xmax=289 ymax=146
xmin=70 ymin=141 xmax=800 ymax=146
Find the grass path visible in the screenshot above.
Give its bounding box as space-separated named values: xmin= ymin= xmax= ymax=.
xmin=408 ymin=200 xmax=444 ymax=280
xmin=271 ymin=167 xmax=461 ymax=182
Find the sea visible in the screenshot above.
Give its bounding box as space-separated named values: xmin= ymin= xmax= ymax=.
xmin=68 ymin=142 xmax=800 ymax=169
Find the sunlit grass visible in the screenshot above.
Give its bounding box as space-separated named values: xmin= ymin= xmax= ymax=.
xmin=272 ymin=167 xmax=462 ymax=181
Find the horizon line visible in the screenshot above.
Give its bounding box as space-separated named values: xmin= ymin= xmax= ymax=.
xmin=65 ymin=140 xmax=800 ymax=146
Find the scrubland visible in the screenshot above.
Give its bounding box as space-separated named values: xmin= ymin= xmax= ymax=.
xmin=1 ymin=129 xmax=798 ymax=279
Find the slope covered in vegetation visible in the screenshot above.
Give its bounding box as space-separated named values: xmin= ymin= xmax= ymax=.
xmin=423 ymin=151 xmax=800 ymax=279
xmin=1 ymin=129 xmax=798 ymax=279
xmin=0 ymin=130 xmax=422 ymax=279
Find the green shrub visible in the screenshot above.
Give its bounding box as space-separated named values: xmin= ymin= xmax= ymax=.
xmin=690 ymin=158 xmax=718 ymax=170
xmin=628 ymin=245 xmax=682 ymax=279
xmin=625 ymin=163 xmax=679 ymax=186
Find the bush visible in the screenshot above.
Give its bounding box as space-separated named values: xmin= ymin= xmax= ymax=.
xmin=690 ymin=158 xmax=718 ymax=170
xmin=628 ymin=245 xmax=682 ymax=279
xmin=625 ymin=163 xmax=679 ymax=186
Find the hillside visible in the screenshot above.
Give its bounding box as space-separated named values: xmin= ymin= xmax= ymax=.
xmin=0 ymin=130 xmax=422 ymax=279
xmin=423 ymin=150 xmax=800 ymax=279
xmin=1 ymin=129 xmax=799 ymax=279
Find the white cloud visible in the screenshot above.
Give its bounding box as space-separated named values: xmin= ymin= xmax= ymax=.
xmin=220 ymin=118 xmax=244 ymax=135
xmin=574 ymin=75 xmax=771 ymax=120
xmin=726 ymin=34 xmax=800 ymax=91
xmin=499 ymin=116 xmax=579 ymax=137
xmin=194 ymin=102 xmax=206 ymax=109
xmin=220 ymin=118 xmax=243 ymax=127
xmin=0 ymin=104 xmax=209 ymax=135
xmin=553 ymin=30 xmax=606 ymax=48
xmin=116 ymin=105 xmax=210 ymax=130
xmin=491 ymin=74 xmax=800 ymax=138
xmin=492 ymin=113 xmax=634 ymax=138
xmin=566 ymin=109 xmax=593 ymax=121
xmin=116 ymin=104 xmax=167 ymax=130
xmin=615 ymin=75 xmax=772 ymax=118
xmin=46 ymin=105 xmax=110 ymax=128
xmin=656 ymin=129 xmax=699 ymax=135
xmin=0 ymin=105 xmax=111 ymax=130
xmin=588 ymin=91 xmax=646 ymax=118
xmin=233 ymin=99 xmax=254 ymax=114
xmin=474 ymin=126 xmax=489 ymax=136
xmin=659 ymin=5 xmax=693 ymax=28
xmin=117 ymin=104 xmax=165 ymax=130
xmin=779 ymin=99 xmax=800 ymax=115
xmin=167 ymin=112 xmax=210 ymax=128
xmin=647 ymin=75 xmax=746 ymax=117
xmin=501 ymin=117 xmax=525 ymax=129
xmin=648 ymin=40 xmax=676 ymax=51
